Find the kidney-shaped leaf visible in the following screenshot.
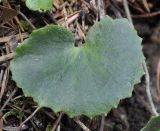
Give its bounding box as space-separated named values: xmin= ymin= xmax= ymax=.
xmin=141 ymin=116 xmax=160 ymax=131
xmin=10 ymin=16 xmax=144 ymax=117
xmin=26 ymin=0 xmax=53 ymax=11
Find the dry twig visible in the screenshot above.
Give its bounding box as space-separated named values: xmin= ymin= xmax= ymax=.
xmin=0 ymin=88 xmax=17 ymax=112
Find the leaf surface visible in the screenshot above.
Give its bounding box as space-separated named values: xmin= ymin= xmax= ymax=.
xmin=141 ymin=116 xmax=160 ymax=131
xmin=26 ymin=0 xmax=53 ymax=11
xmin=10 ymin=16 xmax=144 ymax=117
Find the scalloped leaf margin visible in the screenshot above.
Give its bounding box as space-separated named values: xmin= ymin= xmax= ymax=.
xmin=10 ymin=16 xmax=144 ymax=118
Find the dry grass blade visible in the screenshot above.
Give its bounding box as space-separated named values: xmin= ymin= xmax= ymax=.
xmin=122 ymin=0 xmax=133 ymax=25
xmin=18 ymin=107 xmax=41 ymax=131
xmin=0 ymin=112 xmax=3 ymax=131
xmin=75 ymin=119 xmax=91 ymax=131
xmin=99 ymin=115 xmax=105 ymax=131
xmin=98 ymin=0 xmax=105 ymax=19
xmin=156 ymin=59 xmax=160 ymax=101
xmin=0 ymin=53 xmax=14 ymax=64
xmin=51 ymin=112 xmax=63 ymax=131
xmin=0 ymin=67 xmax=9 ymax=101
xmin=0 ymin=33 xmax=28 ymax=43
xmin=0 ymin=87 xmax=17 ymax=112
xmin=128 ymin=1 xmax=145 ymax=13
xmin=58 ymin=11 xmax=80 ymax=25
xmin=19 ymin=11 xmax=36 ymax=30
xmin=132 ymin=10 xmax=160 ymax=18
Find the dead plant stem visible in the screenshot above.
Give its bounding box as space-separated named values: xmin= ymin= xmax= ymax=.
xmin=122 ymin=0 xmax=158 ymax=116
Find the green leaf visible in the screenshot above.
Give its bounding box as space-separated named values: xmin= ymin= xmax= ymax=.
xmin=141 ymin=116 xmax=160 ymax=131
xmin=10 ymin=16 xmax=144 ymax=118
xmin=26 ymin=0 xmax=53 ymax=11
